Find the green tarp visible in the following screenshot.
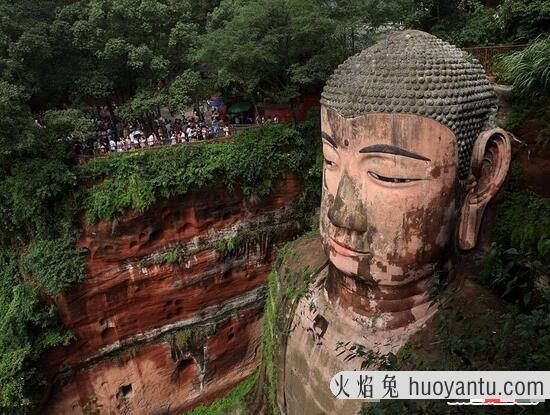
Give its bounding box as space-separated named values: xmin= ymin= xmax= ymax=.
xmin=228 ymin=101 xmax=252 ymax=113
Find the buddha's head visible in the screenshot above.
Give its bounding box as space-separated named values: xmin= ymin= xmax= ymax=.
xmin=319 ymin=30 xmax=512 ymax=287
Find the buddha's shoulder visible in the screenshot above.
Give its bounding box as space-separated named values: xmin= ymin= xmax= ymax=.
xmin=403 ymin=277 xmax=514 ymax=369
xmin=274 ymin=233 xmax=328 ymax=285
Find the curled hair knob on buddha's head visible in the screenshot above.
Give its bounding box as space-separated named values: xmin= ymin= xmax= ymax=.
xmin=321 ymin=30 xmax=498 ymax=179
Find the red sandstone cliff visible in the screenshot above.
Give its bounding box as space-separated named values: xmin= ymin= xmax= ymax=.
xmin=42 ymin=174 xmax=303 ymax=414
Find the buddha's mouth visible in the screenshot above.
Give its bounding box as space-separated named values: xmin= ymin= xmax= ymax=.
xmin=330 ymin=237 xmax=370 ymax=257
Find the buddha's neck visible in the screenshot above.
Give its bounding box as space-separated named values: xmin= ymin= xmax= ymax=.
xmin=325 ymin=262 xmax=453 ymax=330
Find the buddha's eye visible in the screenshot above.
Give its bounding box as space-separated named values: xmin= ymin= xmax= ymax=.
xmin=324 ymin=158 xmax=336 ymax=168
xmin=369 ymin=171 xmax=421 ymax=184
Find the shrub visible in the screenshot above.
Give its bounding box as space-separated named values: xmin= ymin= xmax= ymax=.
xmin=22 ymin=238 xmax=85 ymax=295
xmin=42 ymin=109 xmax=94 ymax=140
xmin=186 ymin=374 xmax=256 ymax=415
xmin=498 ymin=37 xmax=550 ymax=103
xmin=163 ymin=248 xmax=182 ymax=264
xmin=213 ymin=237 xmax=236 ymax=257
xmin=481 ymin=166 xmax=550 ymax=308
xmin=0 ymin=249 xmax=74 ymax=414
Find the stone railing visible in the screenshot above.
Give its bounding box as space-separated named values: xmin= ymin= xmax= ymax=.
xmin=463 ymin=44 xmax=528 ymax=75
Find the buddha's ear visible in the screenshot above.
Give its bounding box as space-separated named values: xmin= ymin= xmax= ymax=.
xmin=458 ymin=128 xmax=512 ymax=250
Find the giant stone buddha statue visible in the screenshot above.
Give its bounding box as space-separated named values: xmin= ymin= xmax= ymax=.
xmin=259 ymin=30 xmax=513 ymax=415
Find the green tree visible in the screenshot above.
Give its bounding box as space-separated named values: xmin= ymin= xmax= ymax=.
xmin=54 ymin=0 xmax=206 ymax=102
xmin=43 ymin=109 xmax=95 ymax=140
xmin=0 ymin=82 xmax=36 ymax=163
xmin=198 ymin=0 xmax=342 ymax=121
xmin=499 ymin=0 xmax=550 ymax=43
xmin=118 ymin=88 xmax=166 ymax=132
xmin=167 ymin=69 xmax=205 ymax=112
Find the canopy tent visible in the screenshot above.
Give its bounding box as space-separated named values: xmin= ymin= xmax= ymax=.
xmin=209 ymin=98 xmax=224 ymax=108
xmin=228 ymin=101 xmax=252 ymax=113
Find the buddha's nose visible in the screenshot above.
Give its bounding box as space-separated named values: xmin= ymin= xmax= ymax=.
xmin=327 ymin=173 xmax=369 ymax=232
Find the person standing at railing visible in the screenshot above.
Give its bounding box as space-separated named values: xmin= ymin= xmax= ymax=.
xmin=212 ymin=119 xmax=220 ymax=136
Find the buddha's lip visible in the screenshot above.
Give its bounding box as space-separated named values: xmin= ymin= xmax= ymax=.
xmin=330 ymin=238 xmax=370 ymax=257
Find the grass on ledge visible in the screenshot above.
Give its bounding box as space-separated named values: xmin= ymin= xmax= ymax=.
xmin=185 ymin=373 xmax=256 ymax=415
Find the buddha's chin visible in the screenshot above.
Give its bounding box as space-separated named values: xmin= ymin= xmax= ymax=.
xmin=328 ymin=250 xmax=361 ymax=276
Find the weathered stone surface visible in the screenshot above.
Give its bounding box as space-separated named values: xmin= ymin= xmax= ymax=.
xmin=44 ymin=308 xmax=262 ymax=415
xmin=42 ymin=173 xmax=304 ymax=413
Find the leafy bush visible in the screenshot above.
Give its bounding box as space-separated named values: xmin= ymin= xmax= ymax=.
xmin=170 ymin=324 xmax=217 ymax=358
xmin=0 ymin=249 xmax=74 ymax=414
xmin=42 ymin=109 xmax=94 ymax=140
xmin=163 ymin=248 xmax=182 ymax=264
xmin=118 ymin=88 xmax=166 ymax=122
xmin=497 ymin=37 xmax=550 ymax=149
xmin=491 ymin=185 xmax=550 ymax=256
xmin=23 ymin=238 xmax=85 ymax=295
xmin=499 ymin=0 xmax=550 ymax=43
xmin=79 ymin=124 xmax=317 ymax=223
xmin=213 ymin=237 xmax=237 ymax=257
xmin=447 ymin=5 xmax=502 ymax=47
xmin=0 ymin=92 xmax=86 ymax=413
xmin=0 ymin=140 xmax=78 ymax=244
xmin=186 ymin=374 xmax=256 ymax=415
xmin=481 ymin=170 xmax=550 ymax=308
xmin=498 ymin=37 xmax=550 ymax=103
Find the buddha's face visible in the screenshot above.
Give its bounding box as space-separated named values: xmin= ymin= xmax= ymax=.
xmin=320 ymin=106 xmax=459 ymax=285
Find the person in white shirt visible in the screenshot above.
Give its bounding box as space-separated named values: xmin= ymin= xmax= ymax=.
xmin=109 ymin=138 xmax=116 ymax=152
xmin=147 ymin=133 xmax=155 ymax=147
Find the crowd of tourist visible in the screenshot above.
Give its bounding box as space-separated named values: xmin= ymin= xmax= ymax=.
xmin=66 ymin=102 xmax=284 ymax=156
xmin=74 ymin=112 xmax=231 ymax=156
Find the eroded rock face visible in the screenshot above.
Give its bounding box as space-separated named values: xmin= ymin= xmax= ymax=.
xmin=42 ymin=174 xmax=304 ymax=414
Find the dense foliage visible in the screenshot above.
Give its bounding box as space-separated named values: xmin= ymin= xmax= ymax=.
xmin=499 ymin=37 xmax=550 ymax=102
xmin=186 ymin=374 xmax=256 ymax=415
xmin=5 ymin=0 xmax=549 ymax=116
xmin=407 ymin=0 xmax=550 ymax=46
xmin=481 ymin=166 xmax=550 ymax=309
xmin=0 ymin=249 xmax=75 ymax=414
xmin=497 ymin=38 xmax=550 ymax=149
xmin=0 ymin=133 xmax=85 ymax=412
xmin=23 ymin=239 xmax=86 ymax=296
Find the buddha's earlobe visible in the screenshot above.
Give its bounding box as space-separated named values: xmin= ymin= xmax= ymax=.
xmin=458 ymin=128 xmax=513 ymax=250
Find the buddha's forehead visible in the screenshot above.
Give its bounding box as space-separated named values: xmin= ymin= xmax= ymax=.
xmin=321 ymin=106 xmax=457 ymax=157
